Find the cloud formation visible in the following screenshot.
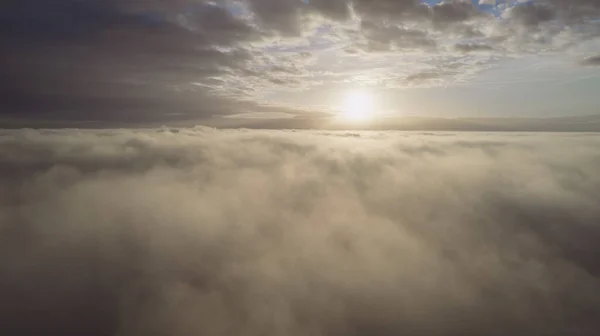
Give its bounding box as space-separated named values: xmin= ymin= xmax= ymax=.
xmin=582 ymin=54 xmax=600 ymax=66
xmin=2 ymin=128 xmax=600 ymax=336
xmin=1 ymin=0 xmax=600 ymax=123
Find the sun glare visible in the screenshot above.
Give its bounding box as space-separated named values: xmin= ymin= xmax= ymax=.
xmin=340 ymin=91 xmax=375 ymax=122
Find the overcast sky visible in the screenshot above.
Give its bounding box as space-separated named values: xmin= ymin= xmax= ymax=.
xmin=1 ymin=0 xmax=600 ymax=127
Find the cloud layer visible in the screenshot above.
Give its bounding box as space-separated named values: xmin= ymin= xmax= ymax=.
xmin=2 ymin=128 xmax=600 ymax=335
xmin=2 ymin=0 xmax=600 ymax=123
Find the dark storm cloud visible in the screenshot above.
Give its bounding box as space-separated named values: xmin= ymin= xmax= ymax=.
xmin=1 ymin=129 xmax=600 ymax=336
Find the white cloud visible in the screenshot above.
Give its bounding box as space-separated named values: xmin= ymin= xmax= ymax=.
xmin=212 ymin=0 xmax=600 ymax=102
xmin=2 ymin=128 xmax=600 ymax=335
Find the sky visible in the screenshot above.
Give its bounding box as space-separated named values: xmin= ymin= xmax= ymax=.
xmin=1 ymin=0 xmax=600 ymax=128
xmin=2 ymin=2 xmax=600 ymax=334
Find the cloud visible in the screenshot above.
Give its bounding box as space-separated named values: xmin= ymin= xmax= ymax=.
xmin=359 ymin=21 xmax=436 ymax=51
xmin=582 ymin=55 xmax=600 ymax=66
xmin=404 ymin=71 xmax=447 ymax=85
xmin=1 ymin=0 xmax=600 ymax=123
xmin=431 ymin=1 xmax=482 ymax=27
xmin=0 ymin=0 xmax=261 ymax=120
xmin=506 ymin=2 xmax=556 ymax=26
xmin=2 ymin=128 xmax=600 ymax=336
xmin=351 ymin=0 xmax=430 ymax=20
xmin=455 ymin=42 xmax=494 ymax=52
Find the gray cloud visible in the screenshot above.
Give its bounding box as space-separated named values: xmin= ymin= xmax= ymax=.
xmin=360 ymin=21 xmax=436 ymax=51
xmin=307 ymin=0 xmax=352 ymax=20
xmin=351 ymin=0 xmax=483 ymax=47
xmin=582 ymin=55 xmax=600 ymax=66
xmin=0 ymin=0 xmax=261 ymax=121
xmin=2 ymin=0 xmax=600 ymax=124
xmin=2 ymin=129 xmax=600 ymax=336
xmin=246 ymin=0 xmax=304 ymax=36
xmin=507 ymin=2 xmax=556 ymax=26
xmin=505 ymin=0 xmax=600 ymax=24
xmin=455 ymin=42 xmax=494 ymax=53
xmin=352 ymin=0 xmax=430 ymax=20
xmin=547 ymin=0 xmax=600 ymax=20
xmin=404 ymin=71 xmax=446 ymax=85
xmin=431 ymin=1 xmax=482 ymax=27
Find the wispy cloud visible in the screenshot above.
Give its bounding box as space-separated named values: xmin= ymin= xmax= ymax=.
xmin=1 ymin=0 xmax=600 ymax=122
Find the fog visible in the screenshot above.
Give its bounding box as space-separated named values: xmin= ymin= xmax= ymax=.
xmin=1 ymin=128 xmax=600 ymax=336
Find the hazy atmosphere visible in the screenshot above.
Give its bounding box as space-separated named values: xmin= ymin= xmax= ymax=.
xmin=2 ymin=1 xmax=600 ymax=336
xmin=2 ymin=0 xmax=600 ymax=128
xmin=2 ymin=129 xmax=600 ymax=335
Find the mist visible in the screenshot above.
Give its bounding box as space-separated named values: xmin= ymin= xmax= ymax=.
xmin=1 ymin=128 xmax=600 ymax=336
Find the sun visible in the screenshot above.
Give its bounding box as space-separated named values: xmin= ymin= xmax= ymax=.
xmin=340 ymin=90 xmax=375 ymax=121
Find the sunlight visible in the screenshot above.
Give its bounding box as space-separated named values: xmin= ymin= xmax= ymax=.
xmin=340 ymin=90 xmax=375 ymax=122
